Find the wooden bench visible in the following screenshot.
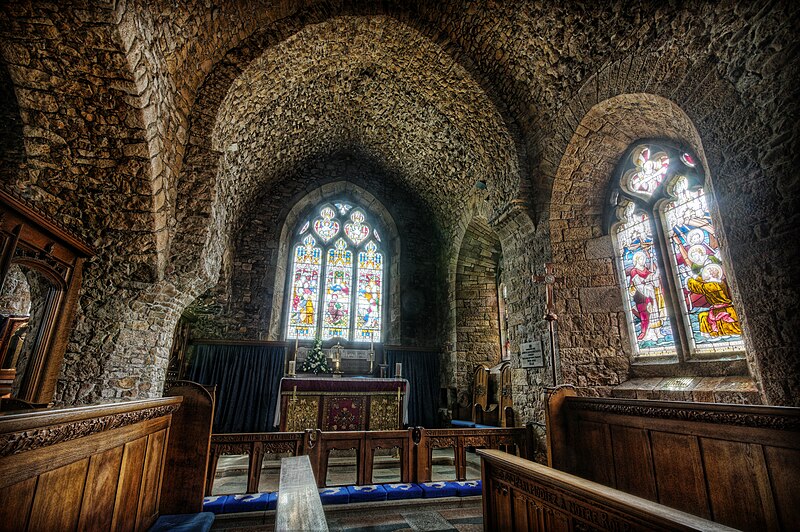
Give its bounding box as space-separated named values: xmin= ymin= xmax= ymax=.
xmin=0 ymin=382 xmax=215 ymax=531
xmin=545 ymin=385 xmax=800 ymax=531
xmin=478 ymin=449 xmax=735 ymax=531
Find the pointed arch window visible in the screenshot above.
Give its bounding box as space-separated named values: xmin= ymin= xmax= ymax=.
xmin=608 ymin=142 xmax=745 ymax=364
xmin=286 ymin=200 xmax=385 ymax=343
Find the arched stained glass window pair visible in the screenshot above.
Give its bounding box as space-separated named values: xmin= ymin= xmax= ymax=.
xmin=287 ymin=201 xmax=384 ymax=342
xmin=610 ymin=143 xmax=745 ymax=360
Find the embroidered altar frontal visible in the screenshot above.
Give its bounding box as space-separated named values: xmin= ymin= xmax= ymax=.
xmin=277 ymin=377 xmax=408 ymax=432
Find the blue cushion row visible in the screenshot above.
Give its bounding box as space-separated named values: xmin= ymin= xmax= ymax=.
xmin=203 ymin=480 xmax=482 ymax=513
xmin=148 ymin=512 xmax=214 ymax=532
xmin=449 ymin=420 xmax=495 ymax=429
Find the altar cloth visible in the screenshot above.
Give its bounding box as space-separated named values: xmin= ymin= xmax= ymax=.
xmin=274 ymin=376 xmax=408 ymax=431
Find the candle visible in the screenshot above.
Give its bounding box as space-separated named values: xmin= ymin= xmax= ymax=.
xmin=370 ymin=333 xmax=374 ymax=352
xmin=395 ymin=362 xmax=402 ymax=378
xmin=292 ymin=385 xmax=297 ymax=402
xmin=288 ymin=360 xmax=296 ymax=376
xmin=294 ymin=337 xmax=299 ymax=360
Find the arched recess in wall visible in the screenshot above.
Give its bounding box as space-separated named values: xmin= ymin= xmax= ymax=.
xmin=454 ymin=214 xmax=504 ymax=389
xmin=268 ymin=181 xmax=401 ymax=343
xmin=549 ymin=93 xmax=752 ymax=389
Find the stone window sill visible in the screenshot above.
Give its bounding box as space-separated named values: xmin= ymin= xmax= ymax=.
xmin=610 ymin=376 xmax=760 ymax=404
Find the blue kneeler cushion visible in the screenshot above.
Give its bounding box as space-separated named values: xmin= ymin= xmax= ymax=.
xmin=450 ymin=420 xmax=475 ymax=428
xmin=347 ymin=484 xmax=388 ymax=502
xmin=202 ymin=495 xmax=229 ymax=514
xmin=419 ymin=481 xmax=459 ymax=498
xmin=223 ymin=492 xmax=277 ymax=513
xmin=148 ymin=512 xmax=214 ymax=532
xmin=383 ymin=483 xmax=423 ymax=501
xmin=454 ymin=480 xmax=482 ymax=496
xmin=319 ymin=486 xmax=350 ymax=505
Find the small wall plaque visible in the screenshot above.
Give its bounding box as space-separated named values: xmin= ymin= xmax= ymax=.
xmin=520 ymin=340 xmax=545 ymax=369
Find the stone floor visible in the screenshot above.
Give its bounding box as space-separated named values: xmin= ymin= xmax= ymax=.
xmin=212 ymin=448 xmax=483 ymax=495
xmin=211 ymin=496 xmax=483 ymax=531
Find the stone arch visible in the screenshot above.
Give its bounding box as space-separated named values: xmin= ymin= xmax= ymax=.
xmin=453 ymin=213 xmax=503 ymax=391
xmin=267 ymin=181 xmax=402 ymax=343
xmin=170 ymin=14 xmax=524 ymax=299
xmin=548 ymin=93 xmax=758 ymax=394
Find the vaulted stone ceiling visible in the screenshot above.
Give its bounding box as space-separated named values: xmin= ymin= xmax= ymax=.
xmin=0 ymin=1 xmax=797 ymax=405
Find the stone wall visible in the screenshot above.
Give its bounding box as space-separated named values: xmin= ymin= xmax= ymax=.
xmin=454 ymin=216 xmax=502 ymax=391
xmin=0 ymin=1 xmax=795 ymax=410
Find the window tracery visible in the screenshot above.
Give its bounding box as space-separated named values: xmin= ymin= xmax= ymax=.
xmin=287 ymin=201 xmax=385 ymax=342
xmin=609 ymin=141 xmax=745 ymax=363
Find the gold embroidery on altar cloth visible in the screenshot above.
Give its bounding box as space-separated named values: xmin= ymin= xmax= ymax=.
xmin=286 ymin=397 xmax=319 ymax=432
xmin=369 ymin=396 xmax=400 ymax=430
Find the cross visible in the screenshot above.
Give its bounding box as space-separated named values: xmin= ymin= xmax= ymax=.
xmin=532 ymin=262 xmax=564 ymax=386
xmin=532 ymin=263 xmax=564 ymax=320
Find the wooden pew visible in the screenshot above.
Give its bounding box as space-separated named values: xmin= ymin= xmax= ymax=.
xmin=546 ymin=385 xmax=800 ymax=531
xmin=478 ymin=449 xmax=735 ymax=531
xmin=0 ymin=397 xmax=182 ymax=531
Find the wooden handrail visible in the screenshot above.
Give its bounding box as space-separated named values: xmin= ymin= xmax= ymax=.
xmin=206 ymin=426 xmax=532 ymax=494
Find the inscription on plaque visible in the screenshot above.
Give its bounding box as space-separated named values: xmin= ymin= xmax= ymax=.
xmin=520 ymin=340 xmax=545 ymax=369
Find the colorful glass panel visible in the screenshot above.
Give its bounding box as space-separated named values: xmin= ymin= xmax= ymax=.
xmin=355 ymin=241 xmax=383 ymax=341
xmin=621 ymin=146 xmax=670 ymax=198
xmin=615 ymin=203 xmax=676 ymax=355
xmin=344 ymin=211 xmax=370 ymax=245
xmin=335 ymin=202 xmax=353 ymax=216
xmin=662 ymin=177 xmax=745 ymax=353
xmin=322 ymin=238 xmax=353 ymax=340
xmin=373 ymin=229 xmax=381 ymax=242
xmin=287 ymin=235 xmax=322 ymax=340
xmin=299 ymin=220 xmax=310 ymax=235
xmin=314 ymin=206 xmax=340 ymax=243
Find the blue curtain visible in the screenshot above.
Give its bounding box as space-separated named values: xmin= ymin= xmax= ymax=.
xmin=386 ymin=349 xmax=440 ymax=428
xmin=187 ymin=344 xmax=285 ymax=433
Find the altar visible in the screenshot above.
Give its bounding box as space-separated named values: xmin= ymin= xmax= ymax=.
xmin=275 ymin=376 xmax=408 ymax=432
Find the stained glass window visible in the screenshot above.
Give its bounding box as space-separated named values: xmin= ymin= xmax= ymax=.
xmin=356 ymin=241 xmax=383 ymax=341
xmin=610 ymin=142 xmax=745 ymax=363
xmin=287 ymin=200 xmax=386 ymax=343
xmin=287 ymin=235 xmax=322 ymax=339
xmin=615 ymin=203 xmax=675 ymax=355
xmin=662 ymin=177 xmax=745 ymax=354
xmin=322 ymin=238 xmax=353 ymax=340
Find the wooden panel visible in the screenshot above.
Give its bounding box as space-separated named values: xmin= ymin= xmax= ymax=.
xmin=512 ymin=492 xmax=530 ymax=531
xmin=573 ymin=419 xmax=615 ymax=487
xmin=650 ymin=431 xmax=710 ymax=518
xmin=701 ymin=438 xmax=778 ymax=531
xmin=135 ymin=429 xmax=167 ymax=531
xmin=763 ymin=445 xmax=800 ymax=530
xmin=0 ymin=477 xmax=36 ymax=532
xmin=111 ymin=437 xmax=148 ymax=532
xmin=609 ymin=425 xmax=656 ymax=500
xmin=28 ymin=458 xmax=89 ymax=532
xmin=78 ymin=446 xmax=124 ymax=532
xmin=478 ymin=449 xmax=734 ymax=532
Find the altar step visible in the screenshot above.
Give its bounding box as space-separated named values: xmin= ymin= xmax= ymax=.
xmin=210 ymin=495 xmax=482 ymax=531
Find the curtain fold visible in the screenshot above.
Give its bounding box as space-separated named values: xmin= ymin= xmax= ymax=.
xmin=385 ymin=349 xmax=440 ymax=428
xmin=186 ymin=344 xmax=285 ymax=433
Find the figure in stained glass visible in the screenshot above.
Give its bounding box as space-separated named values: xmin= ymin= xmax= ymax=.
xmin=314 ymin=206 xmax=340 ymax=242
xmin=344 ymin=211 xmax=370 ymax=245
xmin=662 ymin=176 xmax=744 ymax=353
xmin=322 ymin=238 xmax=353 ymax=339
xmin=615 ymin=203 xmax=674 ymax=354
xmin=288 ymin=235 xmax=322 ymax=339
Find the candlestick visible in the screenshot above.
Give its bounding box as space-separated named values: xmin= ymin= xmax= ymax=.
xmin=395 ymin=362 xmax=402 ymax=378
xmin=288 ymin=360 xmax=296 ymax=376
xmin=292 ymin=385 xmax=297 ymax=402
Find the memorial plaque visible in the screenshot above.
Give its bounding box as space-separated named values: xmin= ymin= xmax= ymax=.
xmin=520 ymin=340 xmax=545 ymax=368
